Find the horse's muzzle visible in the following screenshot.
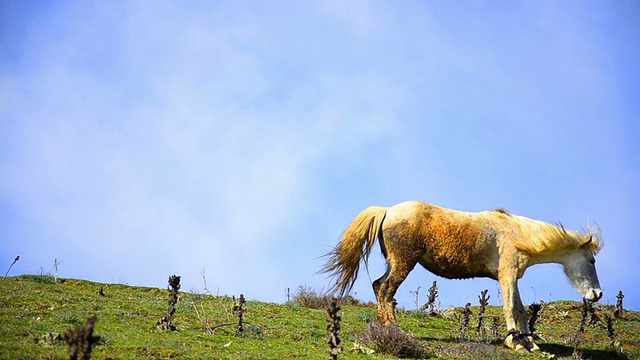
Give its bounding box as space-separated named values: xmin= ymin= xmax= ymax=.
xmin=587 ymin=289 xmax=603 ymax=302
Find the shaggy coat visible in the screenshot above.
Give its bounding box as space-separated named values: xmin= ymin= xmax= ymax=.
xmin=323 ymin=201 xmax=602 ymax=351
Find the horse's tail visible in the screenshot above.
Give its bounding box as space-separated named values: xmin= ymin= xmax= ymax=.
xmin=321 ymin=206 xmax=388 ymax=297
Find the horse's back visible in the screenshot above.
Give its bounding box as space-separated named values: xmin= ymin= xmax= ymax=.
xmin=384 ymin=201 xmax=478 ymax=225
xmin=382 ymin=201 xmax=501 ymax=280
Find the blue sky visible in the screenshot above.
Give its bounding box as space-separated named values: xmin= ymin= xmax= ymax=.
xmin=2 ymin=1 xmax=639 ymax=310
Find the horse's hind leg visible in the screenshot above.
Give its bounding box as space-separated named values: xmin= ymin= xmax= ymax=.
xmin=374 ymin=256 xmax=417 ymax=325
xmin=373 ymin=263 xmax=390 ymax=323
xmin=372 ymin=265 xmax=389 ymax=298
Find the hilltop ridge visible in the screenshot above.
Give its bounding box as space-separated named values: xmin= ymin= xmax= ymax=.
xmin=1 ymin=275 xmax=637 ymax=359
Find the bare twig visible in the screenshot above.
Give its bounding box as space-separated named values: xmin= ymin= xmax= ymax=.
xmin=614 ymin=290 xmax=624 ymax=318
xmin=419 ymin=281 xmax=438 ymax=313
xmin=476 ymin=289 xmax=490 ymax=334
xmin=193 ymin=270 xmax=234 ymax=332
xmin=578 ymin=298 xmax=589 ymax=334
xmin=53 ymin=259 xmax=63 ymax=284
xmin=233 ymin=294 xmax=246 ymax=337
xmin=326 ymin=297 xmax=342 ymax=359
xmin=155 ymin=275 xmax=181 ymax=331
xmin=410 ymin=286 xmax=421 ymax=311
xmin=63 ymin=315 xmax=100 ymax=360
xmin=460 ymin=303 xmax=472 ymax=336
xmin=603 ymin=314 xmax=619 ymax=351
xmin=570 ymin=298 xmax=590 ymax=355
xmin=571 ymin=346 xmax=583 ymax=360
xmin=410 ymin=287 xmax=421 ymax=310
xmin=193 ymin=302 xmax=214 ymax=334
xmin=200 ymin=268 xmax=211 ymax=294
xmin=528 ymin=302 xmax=542 ymax=335
xmin=193 ymin=299 xmax=249 ymax=335
xmin=490 ymin=316 xmax=500 ymax=339
xmin=588 ymin=301 xmax=601 ymax=326
xmin=4 ymin=256 xmax=20 ymax=277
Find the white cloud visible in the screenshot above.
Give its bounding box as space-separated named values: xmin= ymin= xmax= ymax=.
xmin=2 ymin=1 xmax=638 ymax=307
xmin=1 ymin=2 xmax=408 ymax=299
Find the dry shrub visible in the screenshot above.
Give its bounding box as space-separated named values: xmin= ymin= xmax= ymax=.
xmin=293 ymin=285 xmax=367 ymax=309
xmin=294 ymin=286 xmax=328 ymax=309
xmin=431 ymin=342 xmax=512 ymax=360
xmin=356 ymin=323 xmax=430 ymax=359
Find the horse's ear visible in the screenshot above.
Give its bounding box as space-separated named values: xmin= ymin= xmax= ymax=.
xmin=581 ymin=234 xmax=593 ymax=248
xmin=583 ymin=222 xmax=603 ymax=253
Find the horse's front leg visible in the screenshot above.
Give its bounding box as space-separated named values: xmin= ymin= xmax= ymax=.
xmin=499 ymin=276 xmax=519 ymax=346
xmin=512 ymin=282 xmax=540 ymax=352
xmin=499 ymin=276 xmax=539 ymax=352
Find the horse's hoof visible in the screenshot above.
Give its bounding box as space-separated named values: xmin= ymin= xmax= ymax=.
xmin=504 ymin=334 xmax=516 ymax=350
xmin=515 ymin=344 xmax=529 ymax=353
xmin=525 ymin=336 xmax=540 ymax=352
xmin=505 ymin=333 xmax=538 ymax=352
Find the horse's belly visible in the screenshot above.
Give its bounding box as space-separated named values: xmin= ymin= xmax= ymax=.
xmin=419 ymin=253 xmax=497 ymax=280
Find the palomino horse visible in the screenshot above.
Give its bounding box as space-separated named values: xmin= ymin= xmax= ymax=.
xmin=322 ymin=201 xmax=603 ymax=351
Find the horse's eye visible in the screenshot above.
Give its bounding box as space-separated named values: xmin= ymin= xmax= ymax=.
xmin=589 ymin=259 xmax=596 ymax=265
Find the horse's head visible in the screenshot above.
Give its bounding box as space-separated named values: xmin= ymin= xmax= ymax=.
xmin=561 ymin=232 xmax=603 ymax=302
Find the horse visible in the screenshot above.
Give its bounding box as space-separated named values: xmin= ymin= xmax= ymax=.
xmin=322 ymin=200 xmax=603 ymax=352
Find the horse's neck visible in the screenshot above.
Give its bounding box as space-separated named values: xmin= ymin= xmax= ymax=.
xmin=528 ymin=249 xmax=568 ymax=266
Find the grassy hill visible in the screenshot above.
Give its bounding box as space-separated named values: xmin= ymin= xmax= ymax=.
xmin=1 ymin=275 xmax=638 ymax=359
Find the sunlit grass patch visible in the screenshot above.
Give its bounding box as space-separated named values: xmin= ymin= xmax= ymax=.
xmin=0 ymin=275 xmax=637 ymax=359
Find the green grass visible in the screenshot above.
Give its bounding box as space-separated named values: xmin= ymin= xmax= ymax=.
xmin=1 ymin=275 xmax=638 ymax=359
